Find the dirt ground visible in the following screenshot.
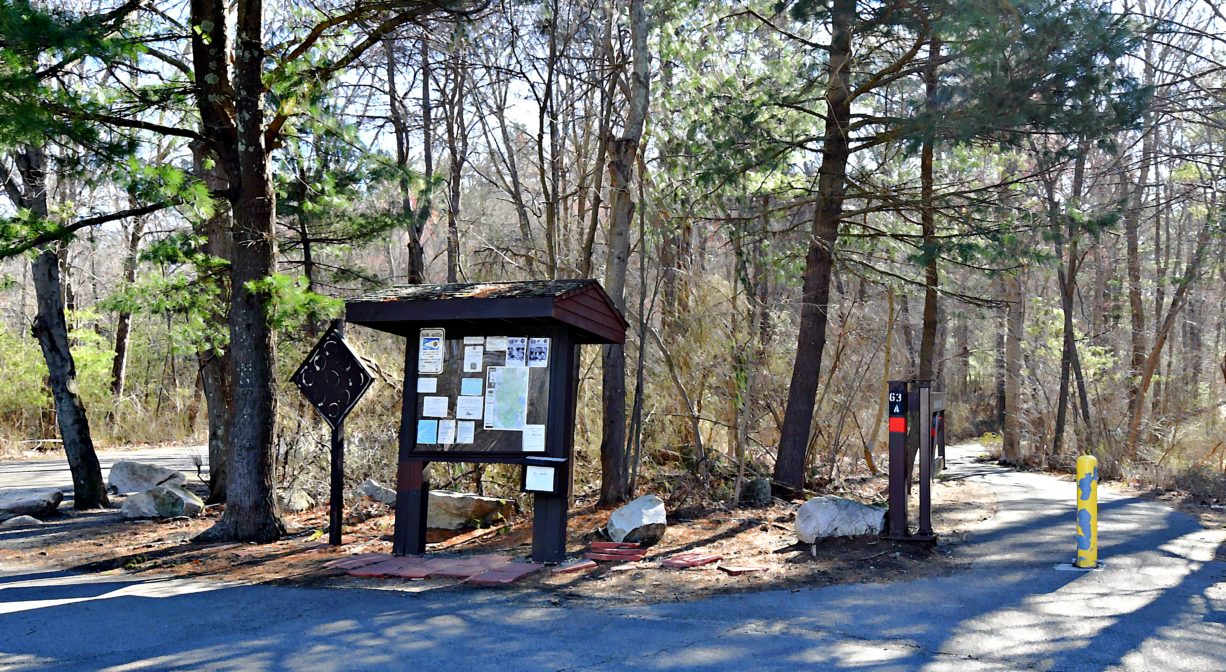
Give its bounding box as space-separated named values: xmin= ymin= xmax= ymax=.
xmin=0 ymin=472 xmax=996 ymax=604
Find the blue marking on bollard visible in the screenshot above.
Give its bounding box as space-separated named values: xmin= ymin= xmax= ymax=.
xmin=1076 ymin=508 xmax=1092 ymax=550
xmin=1078 ymin=472 xmax=1094 ymax=501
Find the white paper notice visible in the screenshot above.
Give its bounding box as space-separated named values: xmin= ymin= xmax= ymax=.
xmin=416 ymin=377 xmax=438 ymax=394
xmin=463 ymin=336 xmax=485 ymax=345
xmin=418 ymin=328 xmax=445 ymax=374
xmin=456 ymin=396 xmax=484 ymax=420
xmin=463 ymin=345 xmax=484 ymax=373
xmin=486 ymin=336 xmax=508 ymax=352
xmin=525 ymin=466 xmax=555 ymax=492
xmin=437 ymin=419 xmax=457 ymax=445
xmin=527 ymin=338 xmax=550 ymax=368
xmin=456 ymin=420 xmax=475 ymax=444
xmin=522 ymin=424 xmax=546 ymax=452
xmin=421 ymin=396 xmax=449 ymax=418
xmin=506 ymin=337 xmax=527 ymax=367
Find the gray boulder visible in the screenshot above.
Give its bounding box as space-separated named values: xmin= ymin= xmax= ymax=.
xmin=794 ymin=496 xmax=885 ymax=543
xmin=109 ymin=461 xmax=185 ymax=495
xmin=0 ymin=488 xmax=63 ymax=522
xmin=121 ymin=485 xmax=204 ymax=519
xmin=359 ymin=479 xmax=397 ymax=506
xmin=607 ymin=494 xmax=667 ymax=546
xmin=427 ymin=490 xmax=514 ymax=530
xmin=0 ymin=515 xmax=43 ymax=529
xmin=278 ymin=487 xmax=314 ymax=513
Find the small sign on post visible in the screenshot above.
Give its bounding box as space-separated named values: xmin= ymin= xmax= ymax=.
xmin=291 ymin=321 xmax=374 ymax=546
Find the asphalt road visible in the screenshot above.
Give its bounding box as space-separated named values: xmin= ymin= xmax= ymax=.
xmin=0 ymin=446 xmax=208 ymax=497
xmin=1 ymin=445 xmax=1223 ymax=671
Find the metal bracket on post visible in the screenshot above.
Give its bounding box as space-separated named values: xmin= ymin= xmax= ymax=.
xmin=885 ymin=378 xmax=938 ymax=544
xmin=915 ymin=380 xmax=936 ymax=542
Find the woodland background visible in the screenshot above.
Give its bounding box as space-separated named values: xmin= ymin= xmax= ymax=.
xmin=0 ymin=0 xmax=1224 ymax=539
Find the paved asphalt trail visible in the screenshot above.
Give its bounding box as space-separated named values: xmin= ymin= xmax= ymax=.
xmin=1 ymin=445 xmax=1223 ymax=671
xmin=0 ymin=447 xmax=209 ymax=498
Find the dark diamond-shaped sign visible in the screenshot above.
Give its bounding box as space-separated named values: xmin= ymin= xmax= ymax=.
xmin=292 ymin=324 xmax=374 ymax=428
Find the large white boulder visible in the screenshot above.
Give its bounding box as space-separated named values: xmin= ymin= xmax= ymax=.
xmin=794 ymin=496 xmax=885 ymax=543
xmin=0 ymin=515 xmax=44 ymax=529
xmin=121 ymin=485 xmax=204 ymax=519
xmin=0 ymin=488 xmax=63 ymax=522
xmin=427 ymin=490 xmax=514 ymax=530
xmin=109 ymin=461 xmax=186 ymax=494
xmin=359 ymin=479 xmax=396 ymax=506
xmin=607 ymin=494 xmax=667 ymax=546
xmin=278 ymin=487 xmax=314 ymax=513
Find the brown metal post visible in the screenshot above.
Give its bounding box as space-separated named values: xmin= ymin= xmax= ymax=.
xmin=329 ymin=424 xmax=344 ymax=546
xmin=886 ymin=380 xmax=909 ymax=538
xmin=917 ymin=380 xmax=935 ymax=540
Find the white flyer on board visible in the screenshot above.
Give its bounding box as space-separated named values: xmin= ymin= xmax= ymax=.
xmin=421 ymin=396 xmax=449 ymax=418
xmin=437 ymin=419 xmax=457 ymax=445
xmin=486 ymin=336 xmax=508 ymax=351
xmin=463 ymin=345 xmax=484 ymax=372
xmin=505 ymin=337 xmax=527 ymax=367
xmin=456 ymin=396 xmax=484 ymax=420
xmin=456 ymin=421 xmax=475 ymax=444
xmin=416 ymin=377 xmax=438 ymax=394
xmin=527 ymin=338 xmax=550 ymax=367
xmin=463 ymin=336 xmax=485 ymax=345
xmin=522 ymin=424 xmax=546 ymax=452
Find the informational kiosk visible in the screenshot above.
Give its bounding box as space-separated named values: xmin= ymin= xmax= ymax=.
xmin=345 ymin=280 xmax=627 ymax=563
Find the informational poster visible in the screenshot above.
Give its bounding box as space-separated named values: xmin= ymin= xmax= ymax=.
xmin=463 ymin=345 xmax=484 ymax=372
xmin=484 ymin=366 xmax=529 ymax=430
xmin=460 ymin=377 xmax=484 ymax=396
xmin=412 ymin=334 xmax=549 ymax=455
xmin=418 ymin=328 xmax=445 ymax=374
xmin=422 ymin=396 xmax=449 ymax=418
xmin=456 ymin=396 xmax=484 ymax=420
xmin=527 ymin=338 xmax=550 ymax=367
xmin=506 ymin=337 xmax=527 ymax=367
xmin=522 ymin=424 xmax=546 ymax=452
xmin=417 ymin=419 xmax=438 ymax=444
xmin=437 ymin=419 xmax=457 ymax=445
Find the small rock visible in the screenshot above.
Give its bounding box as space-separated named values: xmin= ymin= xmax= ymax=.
xmin=607 ymin=494 xmax=667 ymax=546
xmin=427 ymin=490 xmax=514 ymax=530
xmin=0 ymin=515 xmax=43 ymax=529
xmin=121 ymin=485 xmax=204 ymax=519
xmin=109 ymin=461 xmax=186 ymax=495
xmin=278 ymin=487 xmax=314 ymax=513
xmin=794 ymin=496 xmax=885 ymax=543
xmin=740 ymin=477 xmax=773 ymax=508
xmin=0 ymin=488 xmax=63 ymax=521
xmin=358 ymin=479 xmax=396 ymax=506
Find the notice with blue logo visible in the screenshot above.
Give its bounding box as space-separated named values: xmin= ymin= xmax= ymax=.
xmin=418 ymin=328 xmax=445 ymax=374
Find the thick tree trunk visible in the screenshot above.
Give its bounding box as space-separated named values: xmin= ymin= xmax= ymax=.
xmin=1002 ymin=272 xmax=1025 ymax=465
xmin=598 ymin=0 xmax=650 ymax=506
xmin=11 ymin=146 xmax=107 ymax=509
xmin=32 ymin=248 xmax=109 ymax=509
xmin=773 ymin=0 xmax=854 ymax=495
xmin=918 ymin=38 xmax=940 ymax=382
xmin=197 ymin=0 xmax=284 ymax=542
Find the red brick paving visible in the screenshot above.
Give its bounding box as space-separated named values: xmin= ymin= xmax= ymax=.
xmin=325 ymin=553 xmax=390 ymax=570
xmin=661 ymin=552 xmax=722 ymax=569
xmin=590 ymin=541 xmax=640 ymax=550
xmin=718 ymin=564 xmax=767 ymax=576
xmin=584 ymin=551 xmax=648 ymax=562
xmin=551 ymin=558 xmax=597 ymax=574
xmin=466 ymin=562 xmax=544 ymax=585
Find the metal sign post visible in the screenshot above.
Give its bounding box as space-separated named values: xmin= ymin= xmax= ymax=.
xmin=291 ymin=320 xmax=374 ymax=546
xmin=886 ymin=378 xmax=942 ymax=543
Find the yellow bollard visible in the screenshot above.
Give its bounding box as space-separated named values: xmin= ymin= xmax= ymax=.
xmin=1075 ymin=454 xmax=1098 ymax=568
